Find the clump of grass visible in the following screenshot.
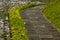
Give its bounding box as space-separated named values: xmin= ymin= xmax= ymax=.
xmin=43 ymin=0 xmax=60 ymax=31
xmin=9 ymin=3 xmax=40 ymax=40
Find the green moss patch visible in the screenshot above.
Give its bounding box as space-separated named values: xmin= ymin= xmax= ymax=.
xmin=43 ymin=0 xmax=60 ymax=31
xmin=9 ymin=4 xmax=40 ymax=40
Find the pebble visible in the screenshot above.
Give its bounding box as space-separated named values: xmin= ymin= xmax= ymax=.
xmin=24 ymin=22 xmax=26 ymax=24
xmin=5 ymin=17 xmax=8 ymax=20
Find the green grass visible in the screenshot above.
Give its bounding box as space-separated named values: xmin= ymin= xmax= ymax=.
xmin=9 ymin=4 xmax=40 ymax=40
xmin=43 ymin=0 xmax=60 ymax=31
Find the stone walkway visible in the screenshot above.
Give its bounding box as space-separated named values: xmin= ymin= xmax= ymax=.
xmin=0 ymin=0 xmax=45 ymax=40
xmin=20 ymin=5 xmax=60 ymax=40
xmin=0 ymin=0 xmax=60 ymax=40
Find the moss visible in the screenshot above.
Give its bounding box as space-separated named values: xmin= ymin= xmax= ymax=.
xmin=9 ymin=4 xmax=40 ymax=40
xmin=43 ymin=0 xmax=60 ymax=31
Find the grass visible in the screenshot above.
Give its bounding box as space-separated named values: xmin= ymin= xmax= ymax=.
xmin=9 ymin=3 xmax=40 ymax=40
xmin=43 ymin=0 xmax=60 ymax=31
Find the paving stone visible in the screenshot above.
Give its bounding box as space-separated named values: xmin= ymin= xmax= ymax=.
xmin=41 ymin=38 xmax=54 ymax=40
xmin=28 ymin=36 xmax=40 ymax=40
xmin=39 ymin=35 xmax=53 ymax=38
xmin=21 ymin=5 xmax=60 ymax=40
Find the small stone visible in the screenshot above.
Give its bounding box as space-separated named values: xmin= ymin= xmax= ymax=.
xmin=0 ymin=30 xmax=3 ymax=34
xmin=5 ymin=28 xmax=9 ymax=32
xmin=0 ymin=21 xmax=4 ymax=24
xmin=6 ymin=17 xmax=8 ymax=20
xmin=24 ymin=22 xmax=26 ymax=24
xmin=0 ymin=2 xmax=3 ymax=5
xmin=7 ymin=34 xmax=10 ymax=37
xmin=5 ymin=26 xmax=8 ymax=28
xmin=0 ymin=38 xmax=4 ymax=40
xmin=0 ymin=21 xmax=2 ymax=23
xmin=0 ymin=24 xmax=4 ymax=27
